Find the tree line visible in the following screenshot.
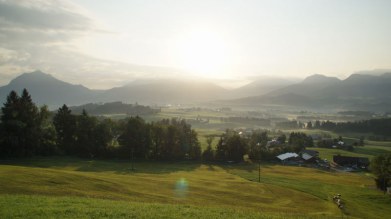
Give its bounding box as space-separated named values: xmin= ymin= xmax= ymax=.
xmin=0 ymin=89 xmax=200 ymax=160
xmin=307 ymin=119 xmax=391 ymax=137
xmin=202 ymin=129 xmax=313 ymax=162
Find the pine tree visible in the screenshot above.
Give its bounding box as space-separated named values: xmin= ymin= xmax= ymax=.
xmin=53 ymin=104 xmax=76 ymax=154
xmin=0 ymin=89 xmax=40 ymax=157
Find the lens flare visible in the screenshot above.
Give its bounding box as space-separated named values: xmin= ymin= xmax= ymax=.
xmin=174 ymin=178 xmax=188 ymax=198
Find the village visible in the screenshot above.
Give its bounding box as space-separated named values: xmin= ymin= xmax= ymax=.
xmin=275 ymin=149 xmax=369 ymax=172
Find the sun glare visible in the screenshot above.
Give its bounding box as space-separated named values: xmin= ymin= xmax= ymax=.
xmin=174 ymin=29 xmax=228 ymax=78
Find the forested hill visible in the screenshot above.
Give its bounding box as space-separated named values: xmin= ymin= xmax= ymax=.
xmin=68 ymin=102 xmax=160 ymax=115
xmin=229 ymin=73 xmax=391 ymax=111
xmin=0 ymin=71 xmax=101 ymax=107
xmin=1 ymin=70 xmax=391 ymax=111
xmin=0 ymin=71 xmax=227 ymax=107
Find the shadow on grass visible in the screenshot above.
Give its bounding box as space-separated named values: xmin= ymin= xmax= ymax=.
xmin=0 ymin=156 xmax=202 ymax=175
xmin=219 ymin=162 xmax=276 ymax=173
xmin=353 ymin=146 xmax=391 ymax=157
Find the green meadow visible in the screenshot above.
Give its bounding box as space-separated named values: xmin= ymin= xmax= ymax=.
xmin=1 ymin=157 xmax=390 ymax=218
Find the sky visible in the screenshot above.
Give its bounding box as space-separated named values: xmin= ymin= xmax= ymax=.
xmin=0 ymin=0 xmax=391 ymax=89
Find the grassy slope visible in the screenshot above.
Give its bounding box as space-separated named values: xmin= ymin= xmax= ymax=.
xmin=313 ymin=141 xmax=391 ymax=161
xmin=227 ymin=164 xmax=391 ymax=219
xmin=0 ymin=195 xmax=281 ymax=219
xmin=0 ymin=157 xmax=389 ymax=218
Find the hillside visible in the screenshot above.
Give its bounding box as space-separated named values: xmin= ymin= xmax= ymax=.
xmin=0 ymin=71 xmax=101 ymax=107
xmin=230 ymin=73 xmax=391 ymax=111
xmin=69 ymin=101 xmax=160 ymax=115
xmin=1 ymin=157 xmax=390 ymax=218
xmin=1 ymin=70 xmax=391 ymax=111
xmin=0 ymin=71 xmax=228 ymax=107
xmin=100 ymin=79 xmax=228 ymax=105
xmin=226 ymin=76 xmax=298 ymax=99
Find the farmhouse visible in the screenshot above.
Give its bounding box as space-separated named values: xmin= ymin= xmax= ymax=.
xmin=333 ymin=155 xmax=369 ymax=169
xmin=266 ymin=139 xmax=281 ymax=148
xmin=276 ymin=152 xmax=302 ymax=164
xmin=300 ymin=149 xmax=319 ymax=162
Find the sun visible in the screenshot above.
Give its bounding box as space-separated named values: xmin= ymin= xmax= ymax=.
xmin=174 ymin=29 xmax=228 ymax=78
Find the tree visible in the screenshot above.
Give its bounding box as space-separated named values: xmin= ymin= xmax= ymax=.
xmin=248 ymin=131 xmax=268 ymax=160
xmin=53 ymin=104 xmax=76 ymax=155
xmin=188 ymin=130 xmax=201 ymax=160
xmin=370 ymin=154 xmax=391 ymax=192
xmin=314 ymin=120 xmax=321 ymax=129
xmin=0 ymin=89 xmax=42 ymax=157
xmin=288 ymin=132 xmax=313 ymax=152
xmin=202 ymin=135 xmax=215 ymax=161
xmin=215 ymin=129 xmax=248 ymax=162
xmin=276 ymin=134 xmax=286 ymax=144
xmin=92 ymin=118 xmax=114 ymax=157
xmin=74 ymin=110 xmax=98 ymax=157
xmin=307 ymin=121 xmax=313 ymax=129
xmin=118 ymin=116 xmax=150 ymax=159
xmin=35 ymin=105 xmax=57 ymax=155
xmin=225 ymin=134 xmax=247 ymax=162
xmin=359 ymin=136 xmax=365 ymax=146
xmin=215 ymin=136 xmax=227 ymax=161
xmin=0 ymin=90 xmax=22 ymax=157
xmin=150 ymin=123 xmax=165 ymax=159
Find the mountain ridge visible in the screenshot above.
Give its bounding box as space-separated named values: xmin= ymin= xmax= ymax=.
xmin=1 ymin=70 xmax=390 ymax=111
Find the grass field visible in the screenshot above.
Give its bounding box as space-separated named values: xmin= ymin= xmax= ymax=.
xmin=310 ymin=141 xmax=391 ymax=161
xmin=1 ymin=157 xmax=390 ymax=218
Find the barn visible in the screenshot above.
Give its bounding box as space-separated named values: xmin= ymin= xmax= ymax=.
xmin=333 ymin=155 xmax=369 ymax=169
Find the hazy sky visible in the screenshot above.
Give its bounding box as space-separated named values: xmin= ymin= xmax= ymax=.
xmin=1 ymin=0 xmax=391 ymax=89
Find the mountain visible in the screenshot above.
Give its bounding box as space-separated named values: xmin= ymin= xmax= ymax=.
xmin=69 ymin=102 xmax=159 ymax=115
xmin=3 ymin=71 xmax=390 ymax=111
xmin=227 ymin=76 xmax=298 ymax=99
xmin=0 ymin=71 xmax=100 ymax=107
xmin=101 ymin=79 xmax=228 ymax=105
xmin=0 ymin=71 xmax=228 ymax=107
xmin=264 ymin=74 xmax=341 ymax=97
xmin=352 ymin=69 xmax=391 ymax=76
xmin=230 ymin=73 xmax=391 ymax=111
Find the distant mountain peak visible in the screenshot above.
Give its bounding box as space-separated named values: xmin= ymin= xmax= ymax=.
xmin=8 ymin=71 xmax=66 ymax=88
xmin=302 ymin=74 xmax=340 ymax=84
xmin=381 ymin=72 xmax=391 ymax=77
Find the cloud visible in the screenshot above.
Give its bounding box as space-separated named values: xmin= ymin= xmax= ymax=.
xmin=0 ymin=0 xmax=93 ymax=31
xmin=0 ymin=0 xmax=111 ymax=88
xmin=0 ymin=0 xmax=188 ymax=89
xmin=0 ymin=0 xmax=96 ymax=48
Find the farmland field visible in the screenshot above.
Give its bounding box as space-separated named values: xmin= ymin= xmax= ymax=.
xmin=1 ymin=157 xmax=390 ymax=218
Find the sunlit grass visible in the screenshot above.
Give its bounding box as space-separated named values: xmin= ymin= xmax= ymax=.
xmin=0 ymin=157 xmax=348 ymax=218
xmin=227 ymin=164 xmax=391 ymax=219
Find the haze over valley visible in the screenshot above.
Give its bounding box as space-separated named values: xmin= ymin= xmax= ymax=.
xmin=1 ymin=69 xmax=390 ymax=112
xmin=1 ymin=1 xmax=391 ymax=219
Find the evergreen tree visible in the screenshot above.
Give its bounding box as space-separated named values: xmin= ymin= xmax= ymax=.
xmin=0 ymin=91 xmax=22 ymax=157
xmin=188 ymin=129 xmax=201 ymax=160
xmin=75 ymin=109 xmax=98 ymax=157
xmin=118 ymin=116 xmax=150 ymax=159
xmin=36 ymin=105 xmax=57 ymax=155
xmin=370 ymin=154 xmax=391 ymax=192
xmin=248 ymin=131 xmax=268 ymax=160
xmin=53 ymin=104 xmax=76 ymax=155
xmin=150 ymin=123 xmax=165 ymax=159
xmin=307 ymin=121 xmax=313 ymax=129
xmin=215 ymin=136 xmax=227 ymax=161
xmin=202 ymin=135 xmax=215 ymax=161
xmin=0 ymin=89 xmax=41 ymax=157
xmin=93 ymin=119 xmax=114 ymax=157
xmin=288 ymin=132 xmax=313 ymax=152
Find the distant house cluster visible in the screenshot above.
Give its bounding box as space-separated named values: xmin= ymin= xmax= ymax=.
xmin=275 ymin=150 xmax=370 ymax=171
xmin=332 ymin=155 xmax=369 ymax=170
xmin=276 ymin=149 xmax=323 ymax=166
